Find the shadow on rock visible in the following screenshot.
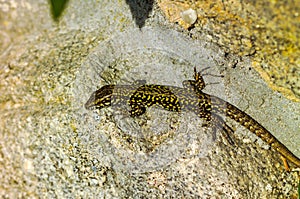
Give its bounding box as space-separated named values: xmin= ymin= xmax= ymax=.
xmin=125 ymin=0 xmax=154 ymax=28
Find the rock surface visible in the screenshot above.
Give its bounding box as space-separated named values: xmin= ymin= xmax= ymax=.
xmin=0 ymin=0 xmax=299 ymax=198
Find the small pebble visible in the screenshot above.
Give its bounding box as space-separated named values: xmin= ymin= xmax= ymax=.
xmin=180 ymin=8 xmax=197 ymax=25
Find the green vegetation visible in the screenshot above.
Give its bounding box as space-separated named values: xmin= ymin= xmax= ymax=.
xmin=50 ymin=0 xmax=69 ymax=21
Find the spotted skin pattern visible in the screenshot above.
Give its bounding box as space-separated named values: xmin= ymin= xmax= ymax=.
xmin=85 ymin=67 xmax=300 ymax=169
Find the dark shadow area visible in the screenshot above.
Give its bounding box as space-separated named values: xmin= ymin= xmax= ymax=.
xmin=49 ymin=0 xmax=69 ymax=21
xmin=125 ymin=0 xmax=154 ymax=28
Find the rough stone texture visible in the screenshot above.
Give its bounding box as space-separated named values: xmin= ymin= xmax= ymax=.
xmin=0 ymin=0 xmax=299 ymax=198
xmin=158 ymin=0 xmax=300 ymax=102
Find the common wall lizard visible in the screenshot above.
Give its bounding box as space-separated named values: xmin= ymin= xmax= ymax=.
xmin=85 ymin=67 xmax=300 ymax=169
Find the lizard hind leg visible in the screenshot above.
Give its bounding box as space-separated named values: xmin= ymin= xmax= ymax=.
xmin=211 ymin=115 xmax=235 ymax=146
xmin=193 ymin=67 xmax=206 ymax=90
xmin=182 ymin=67 xmax=215 ymax=91
xmin=182 ymin=80 xmax=200 ymax=90
xmin=193 ymin=67 xmax=225 ymax=91
xmin=199 ymin=112 xmax=235 ymax=145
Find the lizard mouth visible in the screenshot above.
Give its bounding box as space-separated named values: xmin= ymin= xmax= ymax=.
xmin=84 ymin=93 xmax=96 ymax=110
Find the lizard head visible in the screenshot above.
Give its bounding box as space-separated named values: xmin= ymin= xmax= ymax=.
xmin=85 ymin=85 xmax=115 ymax=110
